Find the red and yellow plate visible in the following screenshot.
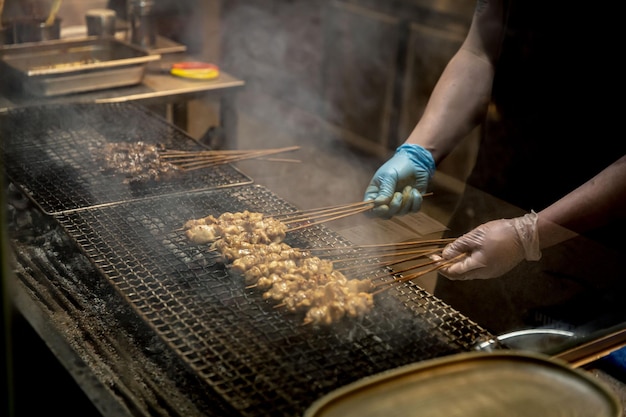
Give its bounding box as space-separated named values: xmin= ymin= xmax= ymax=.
xmin=170 ymin=62 xmax=219 ymax=80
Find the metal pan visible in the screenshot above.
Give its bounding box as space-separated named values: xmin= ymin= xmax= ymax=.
xmin=0 ymin=37 xmax=160 ymax=96
xmin=304 ymin=351 xmax=622 ymax=417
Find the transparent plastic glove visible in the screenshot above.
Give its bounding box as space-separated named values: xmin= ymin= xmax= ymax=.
xmin=440 ymin=211 xmax=542 ymax=280
xmin=363 ymin=144 xmax=436 ymax=218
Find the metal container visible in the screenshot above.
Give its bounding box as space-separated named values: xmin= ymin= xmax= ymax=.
xmin=129 ymin=0 xmax=156 ymax=49
xmin=85 ymin=9 xmax=116 ymax=38
xmin=0 ymin=37 xmax=161 ymax=96
xmin=10 ymin=17 xmax=61 ymax=44
xmin=304 ymin=351 xmax=622 ymax=417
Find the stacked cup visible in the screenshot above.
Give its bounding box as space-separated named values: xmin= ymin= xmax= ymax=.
xmin=85 ymin=9 xmax=116 ymax=38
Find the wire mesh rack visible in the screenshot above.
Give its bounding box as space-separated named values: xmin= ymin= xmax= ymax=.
xmin=0 ymin=102 xmax=252 ymax=215
xmin=55 ymin=184 xmax=493 ymax=417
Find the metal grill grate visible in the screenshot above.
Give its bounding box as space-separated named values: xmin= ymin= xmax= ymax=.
xmin=0 ymin=103 xmax=252 ymax=215
xmin=55 ymin=184 xmax=494 ymax=417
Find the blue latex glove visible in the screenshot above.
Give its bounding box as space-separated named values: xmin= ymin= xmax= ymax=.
xmin=363 ymin=144 xmax=436 ymax=218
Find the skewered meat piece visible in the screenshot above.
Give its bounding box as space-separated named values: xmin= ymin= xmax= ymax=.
xmin=185 ymin=224 xmax=221 ymax=244
xmin=184 ymin=210 xmax=287 ymax=246
xmin=92 ymin=141 xmax=182 ymax=184
xmin=183 ymin=209 xmax=376 ymax=325
xmin=262 ymin=278 xmax=302 ymax=301
xmin=280 ymin=273 xmax=372 ymax=313
xmin=346 ymin=278 xmax=374 ymax=293
xmin=263 ymin=270 xmax=343 ymax=302
xmin=304 ymin=292 xmax=374 ymax=326
xmin=218 ymin=241 xmax=302 ymax=263
xmin=305 ymin=304 xmax=345 ymax=326
xmin=220 ymin=210 xmax=264 ymax=224
xmin=343 ymin=292 xmax=374 ymax=318
xmin=253 ymin=242 xmax=307 ymax=259
xmin=212 ymin=236 xmax=250 ymax=260
xmin=229 ymin=244 xmax=306 ymax=272
xmin=298 ymin=257 xmax=334 ymax=277
xmin=183 ymin=215 xmax=218 ymax=229
xmin=223 ymin=230 xmax=280 ymax=246
xmin=232 ymin=252 xmax=328 ymax=285
xmin=303 ymin=283 xmax=374 ymax=326
xmin=257 ymin=270 xmax=317 ymax=293
xmin=241 ymin=258 xmax=298 ymax=286
xmin=257 ymin=273 xmax=287 ymax=292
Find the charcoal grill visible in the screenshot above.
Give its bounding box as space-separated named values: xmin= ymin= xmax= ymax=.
xmin=51 ymin=184 xmax=493 ymax=417
xmin=0 ymin=103 xmax=252 ymax=215
xmin=3 ymin=103 xmax=495 ymax=416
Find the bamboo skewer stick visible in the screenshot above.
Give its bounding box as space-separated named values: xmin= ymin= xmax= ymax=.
xmin=395 ymin=253 xmax=465 ymax=282
xmin=273 ymin=201 xmax=373 ymax=221
xmin=170 ymin=150 xmax=274 ymax=168
xmin=384 ymin=256 xmax=443 ymax=276
xmin=330 ymin=237 xmax=454 ymax=250
xmin=334 ymin=248 xmax=444 ymax=273
xmin=282 ymin=204 xmax=373 ymax=226
xmin=275 ymin=193 xmax=434 ymax=231
xmin=274 ymin=194 xmax=432 ymax=223
xmin=161 ymin=149 xmax=253 ymax=155
xmin=258 ymin=158 xmax=301 ymax=163
xmin=160 ymin=146 xmax=301 ymax=170
xmin=286 ymin=205 xmax=374 ymax=232
xmin=333 ymin=249 xmax=445 ymax=289
xmin=307 ymin=239 xmax=455 ymax=255
xmin=371 ymin=256 xmax=443 ymax=288
xmin=178 ymin=195 xmax=436 ymax=235
xmin=370 ymin=253 xmax=466 ymax=295
xmin=160 ymin=145 xmax=300 ymax=157
xmin=332 ymin=247 xmax=442 ymax=266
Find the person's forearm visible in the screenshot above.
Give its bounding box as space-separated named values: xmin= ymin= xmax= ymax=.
xmin=537 ymin=155 xmax=626 ymax=249
xmin=404 ymin=0 xmax=505 ymax=164
xmin=405 ymin=50 xmax=494 ymax=163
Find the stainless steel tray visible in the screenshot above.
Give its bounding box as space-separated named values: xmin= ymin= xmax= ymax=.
xmin=304 ymin=351 xmax=622 ymax=417
xmin=0 ymin=37 xmax=161 ymax=96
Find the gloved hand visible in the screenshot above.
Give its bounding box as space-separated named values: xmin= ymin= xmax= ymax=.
xmin=363 ymin=144 xmax=436 ymax=218
xmin=440 ymin=211 xmax=542 ymax=280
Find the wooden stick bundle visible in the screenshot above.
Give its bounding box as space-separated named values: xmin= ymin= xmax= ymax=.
xmin=333 ymin=247 xmax=445 ymax=273
xmin=160 ymin=146 xmax=301 ymax=170
xmin=277 ymin=194 xmax=434 ymax=232
xmin=370 ymin=253 xmax=466 ymax=295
